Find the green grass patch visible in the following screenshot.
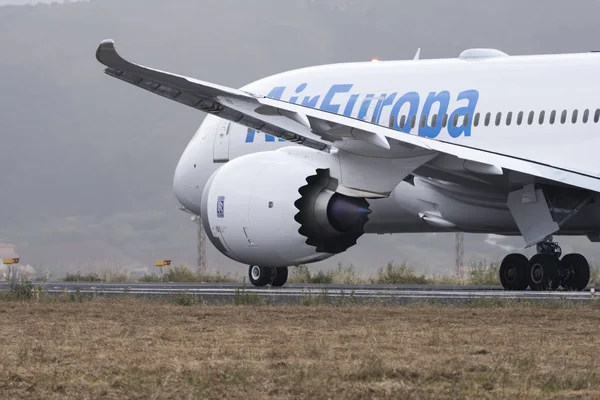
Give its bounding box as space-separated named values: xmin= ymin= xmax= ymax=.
xmin=372 ymin=262 xmax=430 ymax=284
xmin=139 ymin=265 xmax=238 ymax=283
xmin=289 ymin=263 xmax=368 ymax=284
xmin=465 ymin=260 xmax=501 ymax=285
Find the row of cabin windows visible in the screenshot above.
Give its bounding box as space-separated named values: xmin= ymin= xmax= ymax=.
xmin=388 ymin=109 xmax=600 ymax=129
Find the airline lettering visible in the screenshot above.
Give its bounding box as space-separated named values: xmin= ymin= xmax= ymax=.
xmin=245 ymin=83 xmax=479 ymax=142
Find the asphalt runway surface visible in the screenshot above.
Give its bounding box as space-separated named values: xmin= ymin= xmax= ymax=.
xmin=0 ymin=282 xmax=596 ymax=304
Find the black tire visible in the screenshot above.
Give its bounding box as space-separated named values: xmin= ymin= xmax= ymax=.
xmin=561 ymin=253 xmax=590 ymax=291
xmin=248 ymin=265 xmax=272 ymax=287
xmin=271 ymin=267 xmax=289 ymax=287
xmin=528 ymin=254 xmax=560 ymax=291
xmin=499 ymin=253 xmax=529 ymax=290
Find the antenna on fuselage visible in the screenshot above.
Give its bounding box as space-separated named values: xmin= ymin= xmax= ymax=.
xmin=413 ymin=48 xmax=421 ymax=60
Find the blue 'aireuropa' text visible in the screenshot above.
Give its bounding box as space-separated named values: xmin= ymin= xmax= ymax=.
xmin=245 ymin=83 xmax=479 ymax=143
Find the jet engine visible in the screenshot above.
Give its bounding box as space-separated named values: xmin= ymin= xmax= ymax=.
xmin=200 ymin=151 xmax=371 ymax=267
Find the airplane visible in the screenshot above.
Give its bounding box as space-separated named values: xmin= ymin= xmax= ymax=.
xmin=96 ymin=39 xmax=600 ymax=291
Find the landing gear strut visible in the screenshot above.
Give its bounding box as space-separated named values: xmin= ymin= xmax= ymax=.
xmin=248 ymin=266 xmax=289 ymax=287
xmin=499 ymin=236 xmax=590 ymax=291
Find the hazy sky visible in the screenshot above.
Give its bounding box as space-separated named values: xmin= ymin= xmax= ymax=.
xmin=2 ymin=0 xmax=600 ymax=276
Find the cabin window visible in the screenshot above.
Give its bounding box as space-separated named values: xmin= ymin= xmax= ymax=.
xmin=539 ymin=110 xmax=545 ymax=124
xmin=399 ymin=115 xmax=406 ymax=129
xmin=506 ymin=112 xmax=513 ymax=126
xmin=389 ymin=115 xmax=396 ymax=128
xmin=495 ymin=112 xmax=502 ymax=126
xmin=474 ymin=113 xmax=480 ymax=127
xmin=549 ymin=110 xmax=556 ymax=124
xmin=517 ymin=111 xmax=524 ymax=125
xmin=420 ymin=114 xmax=427 ymax=128
xmin=527 ymin=111 xmax=534 ymax=125
xmin=452 ymin=114 xmax=459 ymax=127
xmin=442 ymin=114 xmax=448 ymax=128
xmin=431 ymin=114 xmax=438 ymax=127
xmin=463 ymin=113 xmax=470 ymax=127
xmin=595 ymin=109 xmax=600 ymax=123
xmin=583 ymin=109 xmax=590 ymax=123
xmin=410 ymin=115 xmax=416 ymax=129
xmin=561 ymin=110 xmax=567 ymax=124
xmin=572 ymin=109 xmax=579 ymax=124
xmin=484 ymin=112 xmax=491 ymax=126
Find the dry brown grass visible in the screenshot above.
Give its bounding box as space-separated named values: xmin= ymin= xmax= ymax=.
xmin=0 ymin=298 xmax=599 ymax=399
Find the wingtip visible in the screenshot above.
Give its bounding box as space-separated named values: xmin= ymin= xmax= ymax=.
xmin=95 ymin=39 xmax=116 ymax=64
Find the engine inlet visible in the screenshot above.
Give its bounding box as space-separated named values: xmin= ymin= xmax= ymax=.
xmin=294 ymin=169 xmax=370 ymax=254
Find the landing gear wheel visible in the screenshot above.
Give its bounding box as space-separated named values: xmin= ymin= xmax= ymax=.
xmin=560 ymin=253 xmax=590 ymax=291
xmin=248 ymin=265 xmax=272 ymax=287
xmin=499 ymin=253 xmax=529 ymax=290
xmin=528 ymin=254 xmax=560 ymax=291
xmin=271 ymin=267 xmax=289 ymax=287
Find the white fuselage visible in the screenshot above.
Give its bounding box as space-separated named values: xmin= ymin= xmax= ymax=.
xmin=174 ymin=51 xmax=600 ymax=239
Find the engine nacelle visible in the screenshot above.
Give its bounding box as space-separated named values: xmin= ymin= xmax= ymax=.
xmin=201 ymin=151 xmax=370 ymax=267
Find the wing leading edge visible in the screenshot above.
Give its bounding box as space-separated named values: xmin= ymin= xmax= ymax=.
xmin=96 ymin=40 xmax=600 ymax=194
xmin=95 ymin=39 xmax=330 ymax=151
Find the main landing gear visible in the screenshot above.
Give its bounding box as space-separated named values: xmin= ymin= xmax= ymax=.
xmin=499 ymin=236 xmax=590 ymax=291
xmin=248 ymin=265 xmax=289 ymax=287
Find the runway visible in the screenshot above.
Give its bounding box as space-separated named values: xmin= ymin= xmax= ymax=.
xmin=0 ymin=281 xmax=596 ymax=304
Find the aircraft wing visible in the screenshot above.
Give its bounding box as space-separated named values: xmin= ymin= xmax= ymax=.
xmin=96 ymin=40 xmax=600 ymax=194
xmin=96 ymin=39 xmax=331 ymax=151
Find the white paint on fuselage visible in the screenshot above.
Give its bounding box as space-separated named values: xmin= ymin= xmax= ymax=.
xmin=174 ymin=51 xmax=600 ymax=237
xmin=244 ymin=52 xmax=600 ymax=178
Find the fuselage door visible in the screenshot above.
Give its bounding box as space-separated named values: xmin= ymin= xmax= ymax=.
xmin=213 ymin=119 xmax=231 ymax=162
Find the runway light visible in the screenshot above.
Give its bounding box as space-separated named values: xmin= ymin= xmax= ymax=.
xmin=371 ymin=57 xmax=380 ymax=62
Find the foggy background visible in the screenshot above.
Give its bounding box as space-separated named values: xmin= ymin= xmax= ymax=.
xmin=2 ymin=0 xmax=600 ymax=278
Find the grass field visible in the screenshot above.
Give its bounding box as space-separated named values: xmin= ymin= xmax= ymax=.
xmin=0 ymin=298 xmax=599 ymax=399
xmin=58 ymin=262 xmax=600 ymax=287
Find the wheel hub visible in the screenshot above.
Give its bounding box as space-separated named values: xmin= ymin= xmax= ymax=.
xmin=531 ymin=263 xmax=544 ymax=284
xmin=505 ymin=264 xmax=516 ymax=282
xmin=251 ymin=266 xmax=261 ymax=281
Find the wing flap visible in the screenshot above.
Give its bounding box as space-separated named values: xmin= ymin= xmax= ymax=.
xmin=304 ymin=115 xmax=391 ymax=149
